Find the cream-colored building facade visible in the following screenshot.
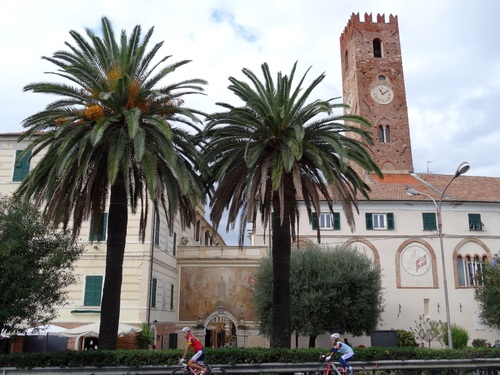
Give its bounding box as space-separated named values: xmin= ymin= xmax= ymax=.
xmin=249 ymin=172 xmax=500 ymax=348
xmin=0 ymin=132 xmax=238 ymax=352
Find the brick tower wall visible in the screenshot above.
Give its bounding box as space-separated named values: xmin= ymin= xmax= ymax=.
xmin=340 ymin=13 xmax=414 ymax=173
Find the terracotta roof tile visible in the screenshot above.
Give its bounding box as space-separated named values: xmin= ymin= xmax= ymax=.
xmin=362 ymin=172 xmax=500 ymax=203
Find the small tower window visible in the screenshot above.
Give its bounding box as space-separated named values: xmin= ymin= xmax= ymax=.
xmin=373 ymin=38 xmax=382 ymax=58
xmin=378 ymin=125 xmax=391 ymax=143
xmin=344 ymin=50 xmax=348 ymax=71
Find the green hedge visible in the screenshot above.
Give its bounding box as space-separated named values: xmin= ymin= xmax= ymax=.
xmin=1 ymin=347 xmax=499 ymax=369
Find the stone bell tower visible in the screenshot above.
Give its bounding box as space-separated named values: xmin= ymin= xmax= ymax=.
xmin=340 ymin=13 xmax=414 ymax=173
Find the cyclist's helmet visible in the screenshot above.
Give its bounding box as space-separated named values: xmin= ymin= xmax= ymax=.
xmin=182 ymin=327 xmax=191 ymax=334
xmin=331 ymin=333 xmax=340 ymax=340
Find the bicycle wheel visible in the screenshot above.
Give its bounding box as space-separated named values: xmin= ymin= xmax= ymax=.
xmin=353 ymin=366 xmax=367 ymax=375
xmin=313 ymin=365 xmax=328 ymax=375
xmin=207 ymin=366 xmax=227 ymax=375
xmin=172 ymin=369 xmax=189 ymax=375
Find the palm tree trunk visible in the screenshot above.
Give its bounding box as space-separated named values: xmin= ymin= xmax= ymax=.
xmin=271 ymin=195 xmax=292 ymax=348
xmin=99 ymin=172 xmax=128 ymax=350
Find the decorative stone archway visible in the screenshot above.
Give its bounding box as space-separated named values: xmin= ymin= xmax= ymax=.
xmin=201 ymin=306 xmax=241 ymax=348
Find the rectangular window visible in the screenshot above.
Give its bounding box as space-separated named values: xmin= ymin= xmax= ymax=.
xmin=195 ymin=220 xmax=201 ymax=242
xmin=312 ymin=212 xmax=340 ymax=230
xmin=366 ymin=213 xmax=394 ymax=230
xmin=151 ymin=278 xmax=157 ymax=308
xmin=154 ymin=213 xmax=160 ymax=245
xmin=170 ymin=284 xmax=174 ymax=310
xmin=422 ymin=212 xmax=437 ymax=230
xmin=84 ymin=275 xmax=103 ymax=306
xmin=468 ymin=214 xmax=483 ymax=231
xmin=89 ymin=213 xmax=108 ymax=241
xmin=13 ymin=150 xmax=31 ymax=182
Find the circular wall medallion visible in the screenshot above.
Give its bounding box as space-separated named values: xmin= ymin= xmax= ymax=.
xmin=401 ymin=246 xmax=431 ymax=276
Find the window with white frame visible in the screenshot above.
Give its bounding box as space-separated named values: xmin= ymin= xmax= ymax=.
xmin=311 ymin=212 xmax=340 ymax=230
xmin=366 ymin=213 xmax=394 ymax=230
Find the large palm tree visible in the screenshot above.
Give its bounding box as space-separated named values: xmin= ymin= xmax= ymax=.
xmin=202 ymin=62 xmax=382 ymax=348
xmin=16 ymin=17 xmax=207 ymax=349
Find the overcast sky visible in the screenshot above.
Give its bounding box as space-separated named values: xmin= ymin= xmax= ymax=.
xmin=2 ymin=1 xmax=499 ymax=245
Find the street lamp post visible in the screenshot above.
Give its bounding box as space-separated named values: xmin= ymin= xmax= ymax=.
xmin=406 ymin=161 xmax=470 ymax=349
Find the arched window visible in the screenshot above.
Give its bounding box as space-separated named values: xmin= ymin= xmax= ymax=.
xmin=344 ymin=50 xmax=348 ymax=72
xmin=378 ymin=125 xmax=391 ymax=143
xmin=373 ymin=38 xmax=382 ymax=58
xmin=378 ymin=126 xmax=384 ymax=142
xmin=457 ymin=255 xmax=487 ymax=287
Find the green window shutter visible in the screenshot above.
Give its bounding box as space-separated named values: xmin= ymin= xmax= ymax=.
xmin=170 ymin=284 xmax=174 ymax=310
xmin=100 ymin=213 xmax=107 ymax=240
xmin=154 ymin=214 xmax=160 ymax=245
xmin=312 ymin=212 xmax=318 ymax=230
xmin=365 ymin=213 xmax=373 ymax=230
xmin=468 ymin=214 xmax=482 ymax=231
xmin=151 ymin=278 xmax=157 ymax=308
xmin=13 ymin=150 xmax=31 ymax=182
xmin=333 ymin=212 xmax=340 ymax=230
xmin=422 ymin=213 xmax=437 ymax=230
xmin=173 ymin=232 xmax=177 ymax=256
xmin=84 ymin=275 xmax=103 ymax=306
xmin=387 ymin=213 xmax=394 ymax=230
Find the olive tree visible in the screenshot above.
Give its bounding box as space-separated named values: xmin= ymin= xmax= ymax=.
xmin=0 ymin=195 xmax=83 ymax=334
xmin=475 ymin=254 xmax=500 ymax=330
xmin=254 ymin=244 xmax=384 ymax=347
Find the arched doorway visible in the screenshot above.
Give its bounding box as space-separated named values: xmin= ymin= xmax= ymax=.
xmin=203 ymin=308 xmax=238 ymax=348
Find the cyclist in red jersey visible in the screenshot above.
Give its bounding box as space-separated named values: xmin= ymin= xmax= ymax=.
xmin=179 ymin=327 xmax=207 ymax=375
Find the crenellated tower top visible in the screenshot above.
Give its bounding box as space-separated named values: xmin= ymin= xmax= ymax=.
xmin=340 ymin=13 xmax=399 ymax=47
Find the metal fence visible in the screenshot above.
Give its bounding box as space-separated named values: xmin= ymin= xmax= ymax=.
xmin=1 ymin=359 xmax=500 ymax=375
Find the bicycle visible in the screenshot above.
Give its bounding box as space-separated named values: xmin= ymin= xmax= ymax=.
xmin=172 ymin=359 xmax=227 ymax=375
xmin=313 ymin=357 xmax=367 ymax=375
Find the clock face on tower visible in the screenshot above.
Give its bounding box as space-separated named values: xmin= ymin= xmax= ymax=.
xmin=371 ymin=83 xmax=394 ymax=104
